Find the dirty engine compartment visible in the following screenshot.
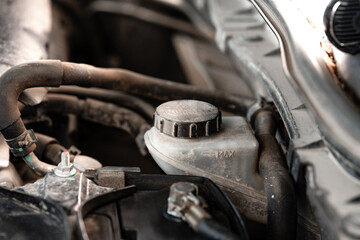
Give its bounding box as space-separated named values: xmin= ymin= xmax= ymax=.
xmin=1 ymin=0 xmax=360 ymax=240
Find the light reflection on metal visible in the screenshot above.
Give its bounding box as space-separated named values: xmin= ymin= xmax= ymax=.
xmin=250 ymin=0 xmax=360 ymax=167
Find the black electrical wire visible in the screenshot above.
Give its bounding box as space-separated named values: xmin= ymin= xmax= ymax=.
xmin=197 ymin=218 xmax=240 ymax=240
xmin=48 ymin=86 xmax=155 ymax=121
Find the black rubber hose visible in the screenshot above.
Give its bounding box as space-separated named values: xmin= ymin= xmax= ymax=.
xmin=44 ymin=94 xmax=85 ymax=115
xmin=197 ymin=218 xmax=240 ymax=240
xmin=254 ymin=110 xmax=297 ymax=240
xmin=48 ymin=86 xmax=155 ymax=121
xmin=0 ymin=61 xmax=63 ymax=139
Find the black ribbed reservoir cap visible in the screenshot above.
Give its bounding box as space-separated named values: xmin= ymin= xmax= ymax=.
xmin=153 ymin=100 xmax=222 ymax=138
xmin=324 ymin=0 xmax=360 ymax=54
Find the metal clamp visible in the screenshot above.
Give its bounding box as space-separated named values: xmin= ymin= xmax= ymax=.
xmin=6 ymin=129 xmax=37 ymax=157
xmin=167 ymin=182 xmax=210 ymax=230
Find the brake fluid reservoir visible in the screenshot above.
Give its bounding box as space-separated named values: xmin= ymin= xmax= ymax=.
xmin=145 ymin=100 xmax=266 ymax=222
xmin=145 ymin=99 xmax=262 ymax=187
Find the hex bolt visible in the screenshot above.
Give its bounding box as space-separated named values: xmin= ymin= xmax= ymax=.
xmin=54 ymin=151 xmax=77 ymax=177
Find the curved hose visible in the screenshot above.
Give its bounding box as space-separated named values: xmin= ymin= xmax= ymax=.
xmin=22 ymin=152 xmax=56 ymax=174
xmin=0 ymin=61 xmax=63 ymax=140
xmin=254 ymin=109 xmax=297 ymax=240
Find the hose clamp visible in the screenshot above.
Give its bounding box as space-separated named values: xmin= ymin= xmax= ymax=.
xmin=167 ymin=182 xmax=211 ymax=230
xmin=6 ymin=129 xmax=37 ymax=157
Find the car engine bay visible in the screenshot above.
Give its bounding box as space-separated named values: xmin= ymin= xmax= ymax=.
xmin=0 ymin=0 xmax=360 ymax=240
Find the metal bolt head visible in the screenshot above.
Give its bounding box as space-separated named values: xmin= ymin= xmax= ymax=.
xmin=171 ymin=182 xmax=198 ymax=195
xmin=54 ymin=152 xmax=77 ymax=177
